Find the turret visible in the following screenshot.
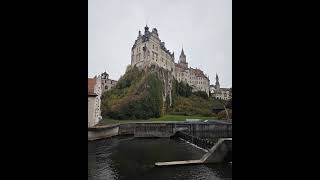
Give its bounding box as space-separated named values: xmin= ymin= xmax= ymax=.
xmin=179 ymin=48 xmax=186 ymax=63
xmin=101 ymin=71 xmax=109 ymax=80
xmin=152 ymin=28 xmax=158 ymax=36
xmin=144 ymin=24 xmax=149 ymax=34
xmin=215 ymin=73 xmax=220 ymax=91
xmin=178 ymin=48 xmax=188 ymax=68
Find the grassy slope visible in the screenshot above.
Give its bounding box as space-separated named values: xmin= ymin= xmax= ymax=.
xmin=97 ymin=114 xmax=217 ymax=126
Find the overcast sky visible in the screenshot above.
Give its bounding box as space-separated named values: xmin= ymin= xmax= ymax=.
xmin=89 ymin=0 xmax=232 ymax=87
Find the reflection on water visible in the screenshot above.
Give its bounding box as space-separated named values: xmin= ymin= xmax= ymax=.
xmin=88 ymin=135 xmax=232 ymax=180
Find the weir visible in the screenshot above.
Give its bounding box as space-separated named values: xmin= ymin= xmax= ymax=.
xmin=88 ymin=121 xmax=231 ymax=140
xmin=155 ymin=138 xmax=232 ymax=166
xmin=174 ymin=131 xmax=217 ymax=150
xmin=88 ymin=121 xmax=232 ymax=166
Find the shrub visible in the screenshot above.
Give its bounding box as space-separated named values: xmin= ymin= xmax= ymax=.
xmin=192 ymin=91 xmax=209 ymax=99
xmin=101 ymin=67 xmax=164 ymax=120
xmin=217 ymin=109 xmax=232 ymax=120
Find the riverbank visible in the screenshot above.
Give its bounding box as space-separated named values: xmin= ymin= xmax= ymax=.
xmin=89 ymin=120 xmax=232 ymax=141
xmin=96 ymin=114 xmax=218 ymax=126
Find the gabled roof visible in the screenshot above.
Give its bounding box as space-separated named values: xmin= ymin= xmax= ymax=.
xmin=88 ymin=78 xmax=96 ymax=96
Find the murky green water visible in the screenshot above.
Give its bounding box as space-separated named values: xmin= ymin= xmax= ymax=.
xmin=88 ymin=136 xmax=232 ymax=180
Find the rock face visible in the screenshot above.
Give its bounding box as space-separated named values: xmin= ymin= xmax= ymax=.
xmin=147 ymin=65 xmax=174 ymax=114
xmin=101 ymin=65 xmax=175 ymax=120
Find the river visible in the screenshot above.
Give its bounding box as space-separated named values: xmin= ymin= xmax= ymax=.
xmin=88 ymin=136 xmax=232 ymax=180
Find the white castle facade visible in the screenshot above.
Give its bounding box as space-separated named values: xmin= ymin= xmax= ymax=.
xmin=131 ymin=25 xmax=210 ymax=95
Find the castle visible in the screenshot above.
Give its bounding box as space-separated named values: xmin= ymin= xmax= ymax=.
xmin=131 ymin=25 xmax=210 ymax=95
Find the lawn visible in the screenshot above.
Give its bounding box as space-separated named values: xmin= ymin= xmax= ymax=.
xmin=150 ymin=115 xmax=217 ymax=121
xmin=96 ymin=114 xmax=217 ymax=126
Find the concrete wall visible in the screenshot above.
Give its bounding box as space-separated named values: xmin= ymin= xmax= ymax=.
xmin=203 ymin=139 xmax=232 ymax=163
xmin=191 ymin=123 xmax=232 ymax=131
xmin=88 ymin=97 xmax=96 ymax=127
xmin=134 ymin=123 xmax=174 ymax=137
xmin=119 ymin=123 xmax=136 ymax=135
xmin=88 ymin=125 xmax=119 ymax=141
xmin=88 ymin=122 xmax=232 ymax=140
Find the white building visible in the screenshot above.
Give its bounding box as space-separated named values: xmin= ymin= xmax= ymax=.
xmin=210 ymin=74 xmax=231 ymax=100
xmin=131 ymin=25 xmax=176 ymax=77
xmin=131 ymin=25 xmax=210 ymax=95
xmin=175 ymin=49 xmax=210 ymax=95
xmin=88 ymin=77 xmax=102 ymax=127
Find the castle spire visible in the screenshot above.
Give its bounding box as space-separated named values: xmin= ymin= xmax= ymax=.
xmin=178 ymin=48 xmax=187 ymax=68
xmin=180 ymin=47 xmax=186 ymax=58
xmin=215 ymin=73 xmax=220 ymax=91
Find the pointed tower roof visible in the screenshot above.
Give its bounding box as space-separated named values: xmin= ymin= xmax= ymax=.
xmin=180 ymin=48 xmax=186 ymax=58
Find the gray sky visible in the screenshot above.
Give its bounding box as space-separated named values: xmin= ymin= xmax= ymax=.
xmin=89 ymin=0 xmax=232 ymax=87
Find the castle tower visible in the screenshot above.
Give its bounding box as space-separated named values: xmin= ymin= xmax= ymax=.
xmin=100 ymin=71 xmax=109 ymax=92
xmin=178 ymin=48 xmax=188 ymax=69
xmin=101 ymin=71 xmax=109 ymax=80
xmin=215 ymin=73 xmax=220 ymax=92
xmin=144 ymin=24 xmax=149 ymax=34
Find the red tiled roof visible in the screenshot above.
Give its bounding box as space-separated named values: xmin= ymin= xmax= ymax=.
xmin=191 ymin=68 xmax=207 ymax=78
xmin=88 ymin=78 xmax=96 ymax=95
xmin=174 ymin=63 xmax=185 ymax=69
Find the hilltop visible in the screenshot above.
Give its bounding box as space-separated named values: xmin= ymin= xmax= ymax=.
xmin=101 ymin=65 xmax=227 ymax=120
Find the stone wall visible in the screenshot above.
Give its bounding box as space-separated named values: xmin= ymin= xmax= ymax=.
xmin=88 ymin=125 xmax=119 ymax=141
xmin=88 ymin=97 xmax=96 ymax=127
xmin=119 ymin=123 xmax=136 ymax=135
xmin=134 ymin=123 xmax=175 ymax=138
xmin=88 ymin=122 xmax=232 ymax=141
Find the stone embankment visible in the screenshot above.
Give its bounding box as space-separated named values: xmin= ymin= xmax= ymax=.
xmin=88 ymin=121 xmax=232 ymax=141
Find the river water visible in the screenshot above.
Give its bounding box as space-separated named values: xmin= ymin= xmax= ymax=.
xmin=88 ymin=136 xmax=232 ymax=180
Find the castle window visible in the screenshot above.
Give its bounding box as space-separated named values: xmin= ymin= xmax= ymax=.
xmin=153 ymin=45 xmax=154 ymax=49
